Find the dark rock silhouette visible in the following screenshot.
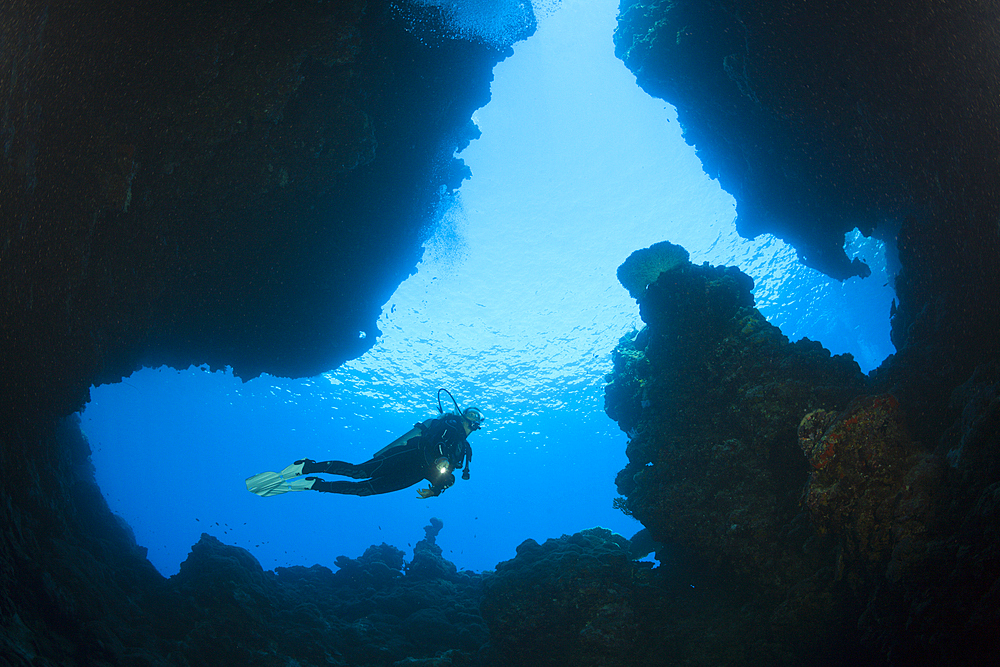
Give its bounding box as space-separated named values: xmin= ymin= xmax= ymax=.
xmin=1 ymin=1 xmax=530 ymax=664
xmin=615 ymin=0 xmax=1000 ymax=465
xmin=149 ymin=524 xmax=490 ymax=666
xmin=481 ymin=528 xmax=653 ymax=666
xmin=604 ymin=244 xmax=998 ymax=664
xmin=609 ymin=1 xmax=1000 ymax=662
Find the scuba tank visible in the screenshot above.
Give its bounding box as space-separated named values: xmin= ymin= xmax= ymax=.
xmin=371 ymin=423 xmax=426 ymax=458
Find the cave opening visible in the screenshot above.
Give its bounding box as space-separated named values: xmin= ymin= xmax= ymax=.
xmin=79 ymin=0 xmax=895 ymax=577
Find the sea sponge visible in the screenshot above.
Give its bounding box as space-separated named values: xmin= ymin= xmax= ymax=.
xmin=617 ymin=241 xmax=690 ymax=300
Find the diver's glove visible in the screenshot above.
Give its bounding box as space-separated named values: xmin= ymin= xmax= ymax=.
xmin=416 ymin=487 xmax=438 ymax=499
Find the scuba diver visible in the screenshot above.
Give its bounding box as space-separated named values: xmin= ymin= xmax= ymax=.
xmin=246 ymin=389 xmax=483 ymax=499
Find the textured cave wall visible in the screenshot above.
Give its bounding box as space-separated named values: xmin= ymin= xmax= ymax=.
xmin=607 ymin=248 xmax=880 ymax=665
xmin=2 ymin=0 xmax=527 ymax=418
xmin=603 ymin=247 xmax=999 ymax=664
xmin=610 ymin=7 xmax=1000 ymax=660
xmin=1 ymin=0 xmax=533 ymax=663
xmin=614 ymin=0 xmax=1000 ymax=422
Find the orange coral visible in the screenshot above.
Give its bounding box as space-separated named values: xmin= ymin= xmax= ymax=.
xmin=798 ymin=394 xmax=936 ymax=568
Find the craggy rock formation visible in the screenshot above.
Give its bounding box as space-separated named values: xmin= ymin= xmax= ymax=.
xmin=5 ymin=0 xmax=1000 ymax=664
xmin=606 ymin=249 xmax=880 ymax=664
xmin=481 ymin=528 xmax=653 ymax=666
xmin=614 ymin=0 xmax=1000 ymax=433
xmin=479 ymin=524 xmax=867 ymax=667
xmin=614 ymin=0 xmax=1000 ymax=282
xmin=604 ymin=244 xmax=998 ymax=664
xmin=607 ymin=243 xmax=866 ymax=584
xmin=2 ymin=0 xmax=529 ymax=416
xmin=1 ymin=1 xmax=532 ymax=664
xmin=798 ymin=395 xmax=942 ymax=573
xmin=153 ymin=520 xmax=490 ymax=667
xmin=91 ymin=519 xmax=487 ymax=666
xmin=610 ymin=2 xmax=1000 ymax=663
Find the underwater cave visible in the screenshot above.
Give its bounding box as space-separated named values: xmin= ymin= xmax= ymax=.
xmin=2 ymin=1 xmax=999 ymax=665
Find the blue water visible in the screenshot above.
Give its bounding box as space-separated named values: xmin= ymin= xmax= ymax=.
xmin=80 ymin=0 xmax=895 ymax=576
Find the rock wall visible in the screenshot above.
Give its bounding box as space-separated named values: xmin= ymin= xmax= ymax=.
xmin=1 ymin=1 xmax=533 ymax=664
xmin=5 ymin=0 xmax=1000 ymax=664
xmin=603 ymin=244 xmax=998 ymax=665
xmin=1 ymin=0 xmax=527 ymax=417
xmin=614 ymin=0 xmax=1000 ymax=423
xmin=610 ymin=2 xmax=1000 ymax=662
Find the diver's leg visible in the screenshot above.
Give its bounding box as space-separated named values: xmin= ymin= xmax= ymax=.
xmin=301 ymin=459 xmax=369 ymax=479
xmin=308 ymin=447 xmax=426 ymax=496
xmin=309 ymin=479 xmax=379 ymax=496
xmin=359 ymin=447 xmax=428 ymax=494
xmin=308 ymin=444 xmax=422 ymax=478
xmin=308 ymin=468 xmax=425 ymax=496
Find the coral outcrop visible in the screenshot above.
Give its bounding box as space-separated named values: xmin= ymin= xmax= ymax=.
xmin=156 ymin=522 xmax=489 ymax=666
xmin=604 ymin=242 xmax=999 ymax=664
xmin=607 ymin=250 xmax=866 ymax=585
xmin=798 ymin=395 xmax=942 ymax=571
xmin=1 ymin=0 xmax=533 ymax=418
xmin=611 ymin=3 xmax=1000 ymax=659
xmin=615 ymin=240 xmax=690 ymax=301
xmin=481 ymin=528 xmax=651 ymax=666
xmin=614 ymin=0 xmax=1000 ymax=481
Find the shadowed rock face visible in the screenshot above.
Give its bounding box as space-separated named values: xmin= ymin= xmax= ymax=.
xmin=603 ymin=244 xmax=998 ymax=665
xmin=615 ymin=0 xmax=1000 ymax=277
xmin=1 ymin=0 xmax=526 ymax=418
xmin=608 ymin=3 xmax=1000 ymax=661
xmin=481 ymin=528 xmax=658 ymax=667
xmin=152 ymin=522 xmax=490 ymax=666
xmin=604 ymin=254 xmax=878 ymax=664
xmin=606 ymin=258 xmax=867 ymax=584
xmin=614 ymin=0 xmax=1000 ymax=420
xmin=1 ymin=1 xmax=531 ymax=663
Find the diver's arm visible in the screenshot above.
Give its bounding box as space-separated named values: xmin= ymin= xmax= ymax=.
xmin=416 ymin=469 xmax=455 ymax=498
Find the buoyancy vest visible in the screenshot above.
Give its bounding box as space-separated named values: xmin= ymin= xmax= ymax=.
xmin=416 ymin=414 xmax=471 ymax=472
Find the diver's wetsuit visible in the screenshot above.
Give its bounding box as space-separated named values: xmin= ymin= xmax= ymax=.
xmin=303 ymin=414 xmax=472 ymax=496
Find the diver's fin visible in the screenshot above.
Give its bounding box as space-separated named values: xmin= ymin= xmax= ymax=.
xmin=280 ymin=459 xmax=309 ymax=478
xmin=246 ymin=472 xmax=317 ymax=497
xmin=246 ymin=460 xmax=314 ymax=497
xmin=246 ymin=470 xmax=284 ymax=496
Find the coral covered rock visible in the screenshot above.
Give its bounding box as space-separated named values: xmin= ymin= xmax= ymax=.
xmin=0 ymin=2 xmax=529 ymax=664
xmin=605 ymin=240 xmax=1000 ymax=664
xmin=155 ymin=521 xmax=490 ymax=667
xmin=604 ymin=246 xmax=882 ymax=663
xmin=616 ymin=240 xmax=690 ymax=301
xmin=798 ymin=395 xmax=943 ymax=575
xmin=606 ymin=247 xmax=865 ymax=584
xmin=480 ymin=528 xmax=659 ymax=667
